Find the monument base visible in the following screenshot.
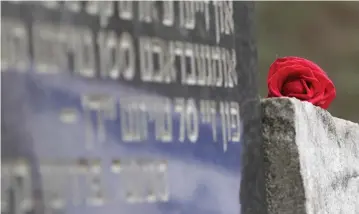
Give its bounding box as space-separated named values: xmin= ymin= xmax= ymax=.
xmin=262 ymin=97 xmax=359 ymax=214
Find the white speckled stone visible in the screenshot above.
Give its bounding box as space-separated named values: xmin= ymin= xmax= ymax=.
xmin=262 ymin=97 xmax=359 ymax=214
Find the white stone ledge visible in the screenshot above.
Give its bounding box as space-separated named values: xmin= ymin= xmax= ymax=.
xmin=262 ymin=97 xmax=359 ymax=214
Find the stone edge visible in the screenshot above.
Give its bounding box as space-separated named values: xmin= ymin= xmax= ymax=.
xmin=261 ymin=98 xmax=307 ymax=214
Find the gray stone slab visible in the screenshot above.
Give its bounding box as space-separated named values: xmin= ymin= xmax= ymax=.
xmin=262 ymin=97 xmax=359 ymax=214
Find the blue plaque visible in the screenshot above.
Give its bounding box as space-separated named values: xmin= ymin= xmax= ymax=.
xmin=1 ymin=2 xmax=264 ymax=214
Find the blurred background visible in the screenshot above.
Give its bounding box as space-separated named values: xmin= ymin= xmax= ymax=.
xmin=256 ymin=2 xmax=359 ymax=122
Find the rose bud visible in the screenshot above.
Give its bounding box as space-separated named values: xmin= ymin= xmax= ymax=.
xmin=267 ymin=56 xmax=336 ymax=109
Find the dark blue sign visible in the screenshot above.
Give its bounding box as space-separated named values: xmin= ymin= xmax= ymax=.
xmin=1 ymin=2 xmax=263 ymax=214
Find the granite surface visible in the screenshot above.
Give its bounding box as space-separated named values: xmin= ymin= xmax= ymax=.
xmin=262 ymin=97 xmax=359 ymax=214
xmin=236 ymin=2 xmax=268 ymax=214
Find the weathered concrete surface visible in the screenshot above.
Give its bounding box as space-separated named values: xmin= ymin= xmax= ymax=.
xmin=262 ymin=97 xmax=359 ymax=214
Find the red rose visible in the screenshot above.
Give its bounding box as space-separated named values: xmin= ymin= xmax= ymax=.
xmin=267 ymin=56 xmax=336 ymax=109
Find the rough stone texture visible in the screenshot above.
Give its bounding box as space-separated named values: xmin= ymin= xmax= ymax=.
xmin=262 ymin=97 xmax=359 ymax=214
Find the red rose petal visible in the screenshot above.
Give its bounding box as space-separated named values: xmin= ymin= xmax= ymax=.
xmin=268 ymin=65 xmax=314 ymax=96
xmin=282 ymin=79 xmax=305 ymax=95
xmin=300 ymin=79 xmax=314 ymax=98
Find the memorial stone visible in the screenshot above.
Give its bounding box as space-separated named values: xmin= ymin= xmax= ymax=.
xmin=1 ymin=2 xmax=265 ymax=214
xmin=262 ymin=97 xmax=359 ymax=214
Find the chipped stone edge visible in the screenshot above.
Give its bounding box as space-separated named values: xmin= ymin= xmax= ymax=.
xmin=261 ymin=97 xmax=307 ymax=214
xmin=292 ymin=98 xmax=359 ymax=214
xmin=263 ymin=97 xmax=359 ymax=214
